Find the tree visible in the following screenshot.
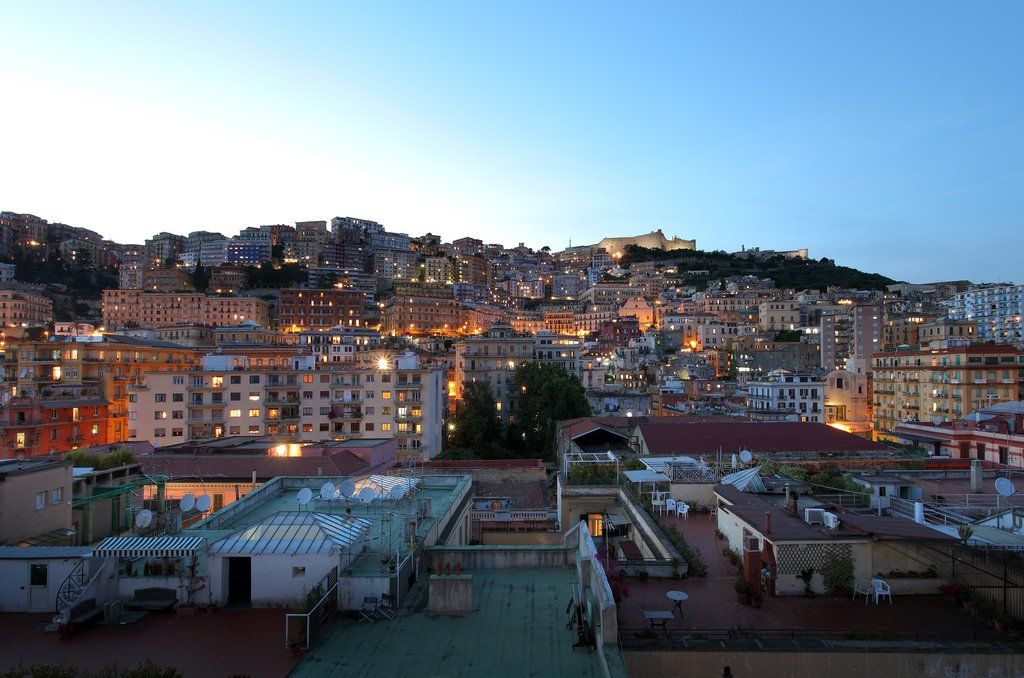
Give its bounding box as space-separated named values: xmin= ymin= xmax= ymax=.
xmin=510 ymin=363 xmax=591 ymax=458
xmin=448 ymin=381 xmax=505 ymax=457
xmin=191 ymin=265 xmax=211 ymax=293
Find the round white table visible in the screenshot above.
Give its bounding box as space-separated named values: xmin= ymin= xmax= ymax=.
xmin=666 ymin=590 xmax=688 ymax=614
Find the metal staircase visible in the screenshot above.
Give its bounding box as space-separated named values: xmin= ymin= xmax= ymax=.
xmin=55 ymin=559 xmax=88 ymax=614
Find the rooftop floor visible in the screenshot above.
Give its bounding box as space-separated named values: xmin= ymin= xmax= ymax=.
xmin=293 ymin=568 xmax=605 ymax=678
xmin=0 ymin=609 xmax=297 ymax=678
xmin=616 ymin=512 xmax=1004 ymax=642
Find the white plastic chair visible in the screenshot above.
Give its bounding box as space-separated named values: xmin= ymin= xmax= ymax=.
xmin=652 ymin=493 xmax=666 ymax=515
xmin=666 ymin=498 xmax=677 ymax=515
xmin=871 ymin=579 xmax=892 ymax=605
xmin=853 ymin=580 xmax=872 ymax=605
xmin=677 ymin=503 xmax=689 ymax=519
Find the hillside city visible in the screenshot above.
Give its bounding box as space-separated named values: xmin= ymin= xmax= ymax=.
xmin=1 ymin=209 xmax=1023 ymax=677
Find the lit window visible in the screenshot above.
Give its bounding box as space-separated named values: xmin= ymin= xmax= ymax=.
xmin=248 ymin=409 xmax=260 ymax=417
xmin=229 ymin=409 xmax=241 ymax=418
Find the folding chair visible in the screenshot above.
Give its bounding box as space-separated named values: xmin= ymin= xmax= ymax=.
xmin=376 ymin=593 xmax=396 ymax=620
xmin=359 ymin=596 xmax=379 ymax=622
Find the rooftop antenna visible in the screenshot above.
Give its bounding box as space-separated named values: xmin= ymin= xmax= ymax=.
xmin=739 ymin=449 xmax=753 ymax=464
xmin=995 ymin=477 xmax=1017 ymax=498
xmin=195 ymin=494 xmax=212 ymax=514
xmin=297 ymin=487 xmax=313 ymax=510
xmin=320 ymin=481 xmax=336 ymax=501
xmin=340 ymin=480 xmax=356 ymax=501
xmin=135 ymin=509 xmax=153 ymax=531
xmin=180 ymin=493 xmax=196 ymax=513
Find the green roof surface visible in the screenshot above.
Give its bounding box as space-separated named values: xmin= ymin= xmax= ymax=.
xmin=293 ymin=568 xmax=605 ymax=678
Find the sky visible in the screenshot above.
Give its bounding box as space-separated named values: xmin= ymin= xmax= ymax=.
xmin=1 ymin=2 xmax=1022 ymax=283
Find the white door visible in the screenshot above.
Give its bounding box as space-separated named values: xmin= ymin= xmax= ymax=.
xmin=28 ymin=563 xmax=50 ymax=612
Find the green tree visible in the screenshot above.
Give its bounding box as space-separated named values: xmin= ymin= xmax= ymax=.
xmin=191 ymin=265 xmax=211 ymax=293
xmin=510 ymin=363 xmax=591 ymax=458
xmin=448 ymin=381 xmax=505 ymax=457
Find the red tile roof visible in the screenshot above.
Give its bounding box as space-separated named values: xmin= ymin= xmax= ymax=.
xmin=415 ymin=459 xmax=544 ymax=469
xmin=639 ymin=421 xmax=888 ymax=455
xmin=140 ymin=451 xmax=368 ymax=481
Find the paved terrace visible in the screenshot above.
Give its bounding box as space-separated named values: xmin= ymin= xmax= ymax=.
xmin=293 ymin=568 xmax=606 ymax=678
xmin=0 ymin=610 xmax=297 ymax=678
xmin=616 ymin=512 xmax=1005 ymax=643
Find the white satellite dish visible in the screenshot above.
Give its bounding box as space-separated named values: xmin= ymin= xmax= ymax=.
xmin=931 ymin=417 xmax=943 ymax=426
xmin=739 ymin=450 xmax=753 ymax=464
xmin=340 ymin=480 xmax=356 ymax=498
xmin=297 ymin=488 xmax=313 ymax=506
xmin=357 ymin=487 xmax=375 ymax=503
xmin=320 ymin=481 xmax=336 ymax=499
xmin=195 ymin=494 xmax=212 ymax=513
xmin=995 ymin=477 xmax=1017 ymax=497
xmin=180 ymin=493 xmax=196 ymax=512
xmin=135 ymin=509 xmax=153 ymax=529
xmin=388 ymin=486 xmax=404 ymax=501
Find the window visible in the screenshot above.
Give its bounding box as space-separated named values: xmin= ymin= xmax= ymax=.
xmin=249 ymin=392 xmax=260 ymax=401
xmin=249 ymin=376 xmax=260 ymax=384
xmin=155 ymin=393 xmax=167 ymax=402
xmin=51 ymin=487 xmax=64 ymax=504
xmin=91 ymin=424 xmax=99 ymax=435
xmin=381 ymin=423 xmax=392 ymax=432
xmin=382 ymin=391 xmax=392 ymax=400
xmin=302 ymin=407 xmax=313 ymax=416
xmin=29 ymin=564 xmax=47 ymax=587
xmin=35 ymin=492 xmax=46 ymax=510
xmin=230 ymin=375 xmax=241 ymax=384
xmin=172 ymin=393 xmax=183 ymax=402
xmin=586 ymin=513 xmax=604 ymax=537
xmin=292 ymin=567 xmax=306 ymax=577
xmin=154 ymin=428 xmax=166 ymax=437
xmin=248 ymin=425 xmax=261 ymax=435
xmin=229 ymin=409 xmax=241 ymax=418
xmin=248 ymin=409 xmax=260 ymax=417
xmin=16 ymin=432 xmax=26 ymax=448
xmin=229 ymin=392 xmax=241 ymax=401
xmin=154 ymin=411 xmax=167 ymax=420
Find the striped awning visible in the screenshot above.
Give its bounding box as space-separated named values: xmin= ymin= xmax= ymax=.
xmin=92 ymin=536 xmax=207 ymax=559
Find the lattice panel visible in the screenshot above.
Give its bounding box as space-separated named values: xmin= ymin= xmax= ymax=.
xmin=776 ymin=543 xmax=852 ymax=575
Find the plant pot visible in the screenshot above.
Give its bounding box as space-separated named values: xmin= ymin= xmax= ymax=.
xmin=176 ymin=605 xmax=199 ymax=617
xmin=736 ymin=592 xmax=750 ymax=604
xmin=751 ymin=597 xmax=762 ymax=609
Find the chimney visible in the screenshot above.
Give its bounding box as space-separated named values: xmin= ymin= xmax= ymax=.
xmin=317 ymin=465 xmax=323 ymax=477
xmin=251 ymin=469 xmax=256 ymax=484
xmin=764 ymin=511 xmax=771 ymax=534
xmin=970 ymin=460 xmax=982 ymax=493
xmin=913 ymin=501 xmax=924 ymax=524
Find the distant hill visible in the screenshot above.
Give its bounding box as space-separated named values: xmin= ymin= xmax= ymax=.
xmin=621 ymin=246 xmax=898 ymax=291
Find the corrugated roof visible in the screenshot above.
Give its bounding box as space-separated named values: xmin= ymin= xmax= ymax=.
xmin=640 ymin=421 xmax=888 ymax=455
xmin=720 ymin=466 xmax=767 ymax=493
xmin=211 ymin=511 xmax=371 ymax=555
xmin=0 ymin=546 xmax=91 ymax=559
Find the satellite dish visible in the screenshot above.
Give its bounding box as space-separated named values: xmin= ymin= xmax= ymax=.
xmin=931 ymin=417 xmax=943 ymax=426
xmin=340 ymin=480 xmax=355 ymax=498
xmin=297 ymin=488 xmax=313 ymax=506
xmin=195 ymin=494 xmax=212 ymax=513
xmin=388 ymin=486 xmax=404 ymax=501
xmin=180 ymin=494 xmax=196 ymax=512
xmin=135 ymin=509 xmax=153 ymax=529
xmin=320 ymin=481 xmax=336 ymax=499
xmin=357 ymin=487 xmax=375 ymax=503
xmin=739 ymin=450 xmax=753 ymax=464
xmin=995 ymin=477 xmax=1017 ymax=497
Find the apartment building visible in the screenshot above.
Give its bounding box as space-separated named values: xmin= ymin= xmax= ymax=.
xmin=128 ymin=352 xmax=444 ymax=458
xmin=758 ymin=300 xmax=801 ymax=332
xmin=881 ymin=313 xmax=934 ymax=351
xmin=579 ymin=283 xmax=643 ymax=308
xmin=871 ymin=345 xmax=1024 ymax=442
xmin=298 ymin=327 xmax=382 ymax=363
xmin=0 ymin=289 xmax=52 ymax=327
xmin=0 ymin=396 xmax=110 ymax=458
xmin=917 ymin=318 xmax=977 ymax=349
xmin=141 ymin=266 xmax=193 ymax=292
xmin=746 ymin=370 xmax=825 ymax=423
xmin=276 ymin=288 xmax=366 ymax=331
xmin=945 ymin=283 xmax=1024 ymax=343
xmin=0 ymin=458 xmax=73 ymax=545
xmin=3 ymin=335 xmax=202 ymax=448
xmin=102 ymin=290 xmax=272 ymax=328
xmin=851 ymin=304 xmax=882 ymax=361
xmin=699 ymin=291 xmax=766 ymax=323
xmin=372 ymin=248 xmax=419 ymax=281
xmin=423 ymin=256 xmax=453 ymax=285
xmin=291 ymin=220 xmax=329 ymax=265
xmin=453 ymin=325 xmax=581 ymax=425
xmin=543 ymin=310 xmax=576 ymax=336
xmin=819 ymin=311 xmax=852 ymax=371
xmin=381 ymin=286 xmax=464 ymax=336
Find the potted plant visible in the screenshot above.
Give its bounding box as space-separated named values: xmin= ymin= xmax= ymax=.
xmin=734 ymin=576 xmax=752 ymax=605
xmin=798 ymin=568 xmax=815 ymax=597
xmin=750 ymin=589 xmax=763 ymax=609
xmin=176 ymin=555 xmax=206 ymax=616
xmin=671 ymin=558 xmax=682 ymax=580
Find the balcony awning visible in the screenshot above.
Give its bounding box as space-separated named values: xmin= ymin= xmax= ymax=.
xmin=622 ymin=469 xmax=670 ymax=484
xmin=92 ymin=536 xmax=207 ymax=559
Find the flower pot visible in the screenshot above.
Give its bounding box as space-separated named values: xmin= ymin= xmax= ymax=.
xmin=751 ymin=597 xmax=762 ymax=609
xmin=176 ymin=605 xmax=199 ymax=617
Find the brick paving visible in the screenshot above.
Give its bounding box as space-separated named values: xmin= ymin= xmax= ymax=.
xmin=0 ymin=609 xmax=299 ymax=677
xmin=615 ymin=511 xmax=997 ymax=639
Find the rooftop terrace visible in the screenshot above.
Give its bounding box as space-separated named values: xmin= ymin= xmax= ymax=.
xmin=293 ymin=568 xmax=607 ymax=678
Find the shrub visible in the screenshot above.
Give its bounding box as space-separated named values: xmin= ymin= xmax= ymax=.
xmin=821 ymin=553 xmax=854 ymax=595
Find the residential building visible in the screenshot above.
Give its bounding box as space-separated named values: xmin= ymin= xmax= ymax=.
xmin=894 ymin=400 xmax=1024 ymax=465
xmin=299 ymin=327 xmax=382 ymax=364
xmin=824 ymin=366 xmax=871 ymax=435
xmin=102 ymin=291 xmax=272 ymax=328
xmin=141 ymin=266 xmax=193 ymax=292
xmin=945 ymin=283 xmax=1024 ymax=343
xmin=746 ymin=370 xmax=825 ymax=423
xmin=819 ymin=311 xmax=852 ymax=370
xmin=580 ymin=283 xmax=643 ymax=308
xmin=0 ymin=289 xmax=52 ymax=327
xmin=291 ymin=220 xmax=329 ymax=265
xmin=918 ymin=317 xmax=977 ymax=349
xmin=0 ymin=458 xmax=73 ymax=545
xmin=0 ymin=396 xmax=111 ymax=457
xmin=381 ymin=286 xmax=464 ymax=336
xmin=758 ymin=300 xmax=801 ymax=332
xmin=277 ymin=289 xmax=366 ymax=331
xmin=372 ymin=248 xmax=418 ymax=281
xmin=872 ymin=345 xmax=1024 ymax=442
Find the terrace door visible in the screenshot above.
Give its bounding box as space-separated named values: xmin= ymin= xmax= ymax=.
xmin=28 ymin=563 xmax=49 ymax=612
xmin=227 ymin=557 xmax=251 ymax=607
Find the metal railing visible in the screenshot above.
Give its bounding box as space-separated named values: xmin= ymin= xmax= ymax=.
xmin=619 ymin=626 xmax=1011 ymax=648
xmin=284 ymin=566 xmax=339 ymax=650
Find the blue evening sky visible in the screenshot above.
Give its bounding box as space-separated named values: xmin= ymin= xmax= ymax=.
xmin=1 ymin=2 xmax=1022 ymax=283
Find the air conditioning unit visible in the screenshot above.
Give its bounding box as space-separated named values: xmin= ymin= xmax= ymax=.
xmin=804 ymin=508 xmax=825 ymax=524
xmin=822 ymin=512 xmax=840 ymax=529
